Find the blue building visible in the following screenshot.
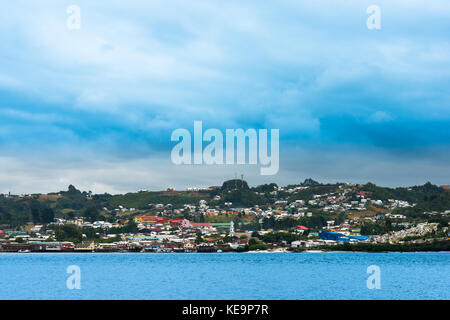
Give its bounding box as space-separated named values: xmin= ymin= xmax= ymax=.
xmin=319 ymin=232 xmax=344 ymax=241
xmin=319 ymin=232 xmax=369 ymax=242
xmin=348 ymin=235 xmax=370 ymax=241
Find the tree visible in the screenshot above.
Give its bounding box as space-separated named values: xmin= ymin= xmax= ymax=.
xmin=262 ymin=216 xmax=275 ymax=230
xmin=67 ymin=184 xmax=81 ymax=196
xmin=300 ymin=178 xmax=320 ymax=186
xmin=54 ymin=224 xmax=83 ymax=243
xmin=83 ymin=206 xmax=100 ymax=222
xmin=261 ymin=232 xmax=300 ymax=244
xmin=31 ymin=208 xmax=40 ymax=223
xmin=122 ymin=220 xmax=138 ymax=233
xmin=247 ymin=238 xmax=268 ymax=251
xmin=251 ymin=231 xmax=260 ymax=238
xmin=252 ymin=183 xmax=278 ymax=193
xmin=195 ymin=231 xmax=203 ymax=244
xmin=221 ymin=179 xmax=249 ymax=191
xmin=335 ymin=212 xmax=347 ymax=225
xmin=40 ymin=207 xmax=55 ymax=224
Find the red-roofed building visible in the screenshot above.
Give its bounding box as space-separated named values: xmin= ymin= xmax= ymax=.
xmin=169 ymin=218 xmax=184 ymax=227
xmin=190 ymin=222 xmax=215 ymax=232
xmin=296 ymin=225 xmax=309 ymax=234
xmin=191 ymin=222 xmax=212 ymax=228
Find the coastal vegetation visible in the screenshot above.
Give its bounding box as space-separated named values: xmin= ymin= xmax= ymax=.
xmin=321 ymin=240 xmax=450 ymax=252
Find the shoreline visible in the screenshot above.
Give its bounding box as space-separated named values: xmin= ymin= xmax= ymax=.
xmin=1 ymin=250 xmax=448 ymax=254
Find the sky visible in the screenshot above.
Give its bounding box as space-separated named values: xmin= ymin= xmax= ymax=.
xmin=0 ymin=0 xmax=449 ymax=194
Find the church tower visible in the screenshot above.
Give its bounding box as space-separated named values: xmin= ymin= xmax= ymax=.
xmin=229 ymin=220 xmax=235 ymax=237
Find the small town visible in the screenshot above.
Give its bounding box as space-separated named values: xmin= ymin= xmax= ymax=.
xmin=1 ymin=179 xmax=449 ymax=253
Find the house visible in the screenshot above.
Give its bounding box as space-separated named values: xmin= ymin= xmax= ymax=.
xmin=205 ymin=209 xmax=219 ymax=216
xmin=296 ymin=225 xmax=309 ymax=234
xmin=387 ymin=214 xmax=406 ymax=219
xmin=74 ymin=241 xmax=96 ymax=252
xmin=134 ymin=216 xmax=169 ymax=224
xmin=291 ymin=240 xmax=321 ymax=249
xmin=319 ymin=232 xmax=345 ymax=241
xmin=169 ymin=218 xmax=185 ymax=227
xmin=135 ymin=216 xmax=156 ymax=224
xmin=191 ymin=223 xmax=215 ymax=232
xmin=183 ymin=242 xmax=196 ymax=250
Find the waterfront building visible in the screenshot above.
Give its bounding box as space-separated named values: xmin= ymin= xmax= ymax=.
xmin=74 ymin=241 xmax=96 ymax=252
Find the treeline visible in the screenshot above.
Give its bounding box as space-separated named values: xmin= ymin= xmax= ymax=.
xmin=219 ymin=189 xmax=271 ymax=207
xmin=322 ymin=240 xmax=450 ymax=252
xmin=360 ymin=219 xmax=404 ymax=235
xmin=260 ymin=215 xmax=331 ymax=231
xmin=256 ymin=231 xmax=306 ymax=244
xmin=45 ymin=220 xmax=139 ymax=243
xmin=362 ymin=182 xmax=446 ymax=203
xmin=0 ymin=197 xmax=55 ymax=227
xmin=0 ymin=197 xmax=34 ymax=226
xmin=109 ymin=191 xmax=208 ymax=209
xmin=395 ymin=192 xmax=450 ymax=217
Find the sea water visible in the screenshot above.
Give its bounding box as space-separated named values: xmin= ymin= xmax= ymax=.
xmin=0 ymin=252 xmax=448 ymax=300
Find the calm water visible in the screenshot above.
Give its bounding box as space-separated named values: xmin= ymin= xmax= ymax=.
xmin=0 ymin=252 xmax=448 ymax=300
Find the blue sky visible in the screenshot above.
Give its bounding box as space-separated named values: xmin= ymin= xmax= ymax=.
xmin=0 ymin=0 xmax=449 ymax=193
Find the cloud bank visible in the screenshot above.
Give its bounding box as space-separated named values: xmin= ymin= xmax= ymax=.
xmin=0 ymin=0 xmax=449 ymax=193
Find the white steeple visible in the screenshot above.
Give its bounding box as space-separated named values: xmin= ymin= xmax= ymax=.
xmin=229 ymin=220 xmax=235 ymax=236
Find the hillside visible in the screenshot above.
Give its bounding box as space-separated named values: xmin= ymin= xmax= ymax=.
xmin=0 ymin=179 xmax=448 ymax=226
